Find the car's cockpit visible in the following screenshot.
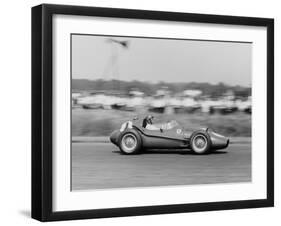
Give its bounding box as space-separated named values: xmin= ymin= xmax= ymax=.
xmin=142 ymin=115 xmax=179 ymax=131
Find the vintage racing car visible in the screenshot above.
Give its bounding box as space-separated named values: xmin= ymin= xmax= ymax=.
xmin=110 ymin=115 xmax=229 ymax=155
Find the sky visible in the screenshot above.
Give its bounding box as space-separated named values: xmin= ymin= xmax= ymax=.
xmin=71 ymin=34 xmax=252 ymax=87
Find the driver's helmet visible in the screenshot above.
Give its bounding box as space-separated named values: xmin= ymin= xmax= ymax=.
xmin=146 ymin=115 xmax=154 ymax=124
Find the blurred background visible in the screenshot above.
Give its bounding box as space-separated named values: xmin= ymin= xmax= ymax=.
xmin=72 ymin=80 xmax=251 ymax=137
xmin=71 ymin=35 xmax=252 ymax=137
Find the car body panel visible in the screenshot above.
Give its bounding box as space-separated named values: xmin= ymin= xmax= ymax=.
xmin=134 ymin=127 xmax=190 ymax=149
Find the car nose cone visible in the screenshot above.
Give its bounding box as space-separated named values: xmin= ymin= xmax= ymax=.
xmin=110 ymin=130 xmax=120 ymax=145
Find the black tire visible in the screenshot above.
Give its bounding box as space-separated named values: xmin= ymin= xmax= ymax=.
xmin=118 ymin=130 xmax=142 ymax=155
xmin=190 ymin=131 xmax=211 ymax=154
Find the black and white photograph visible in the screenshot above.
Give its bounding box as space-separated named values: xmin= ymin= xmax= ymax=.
xmin=30 ymin=3 xmax=274 ymax=222
xmin=71 ymin=34 xmax=252 ymax=191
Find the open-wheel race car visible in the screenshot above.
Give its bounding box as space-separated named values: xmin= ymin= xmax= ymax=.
xmin=110 ymin=115 xmax=229 ymax=155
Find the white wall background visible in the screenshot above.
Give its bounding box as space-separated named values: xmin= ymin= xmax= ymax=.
xmin=0 ymin=0 xmax=279 ymax=225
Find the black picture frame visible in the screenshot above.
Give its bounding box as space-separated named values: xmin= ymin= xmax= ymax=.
xmin=32 ymin=4 xmax=274 ymax=222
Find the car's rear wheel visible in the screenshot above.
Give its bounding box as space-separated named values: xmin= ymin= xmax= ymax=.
xmin=119 ymin=131 xmax=142 ymax=155
xmin=190 ymin=131 xmax=211 ymax=154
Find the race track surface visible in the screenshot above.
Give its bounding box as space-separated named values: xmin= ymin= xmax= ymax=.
xmin=71 ymin=141 xmax=251 ymax=190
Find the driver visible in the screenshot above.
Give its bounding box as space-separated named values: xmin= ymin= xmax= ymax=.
xmin=142 ymin=115 xmax=161 ymax=131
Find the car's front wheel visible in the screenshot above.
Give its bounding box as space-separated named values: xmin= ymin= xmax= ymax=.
xmin=119 ymin=130 xmax=142 ymax=155
xmin=190 ymin=131 xmax=211 ymax=154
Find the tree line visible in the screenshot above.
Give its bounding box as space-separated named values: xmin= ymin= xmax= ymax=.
xmin=72 ymin=79 xmax=251 ymax=99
